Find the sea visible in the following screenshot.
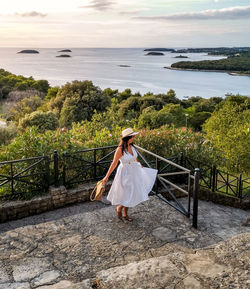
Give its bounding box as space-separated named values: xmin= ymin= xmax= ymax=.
xmin=0 ymin=48 xmax=249 ymax=99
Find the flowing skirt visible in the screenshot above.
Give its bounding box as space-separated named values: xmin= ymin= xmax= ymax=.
xmin=107 ymin=162 xmax=157 ymax=207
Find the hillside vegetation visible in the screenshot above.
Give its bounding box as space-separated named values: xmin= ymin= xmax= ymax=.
xmin=0 ymin=68 xmax=249 ymax=175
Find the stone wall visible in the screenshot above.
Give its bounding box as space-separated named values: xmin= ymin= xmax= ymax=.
xmin=198 ymin=187 xmax=250 ymax=210
xmin=0 ymin=182 xmax=110 ymax=223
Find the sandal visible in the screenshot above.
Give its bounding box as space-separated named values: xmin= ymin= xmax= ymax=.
xmin=116 ymin=208 xmax=122 ymax=220
xmin=123 ymin=215 xmax=133 ymax=222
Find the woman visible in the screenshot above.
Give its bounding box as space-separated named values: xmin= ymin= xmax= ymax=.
xmin=102 ymin=128 xmax=158 ymax=221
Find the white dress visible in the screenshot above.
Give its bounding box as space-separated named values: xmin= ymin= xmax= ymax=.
xmin=107 ymin=146 xmax=158 ymax=207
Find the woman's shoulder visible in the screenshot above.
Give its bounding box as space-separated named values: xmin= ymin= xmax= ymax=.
xmin=116 ymin=146 xmax=122 ymax=153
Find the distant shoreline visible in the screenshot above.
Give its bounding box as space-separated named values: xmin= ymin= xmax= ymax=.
xmin=164 ymin=66 xmax=250 ymax=77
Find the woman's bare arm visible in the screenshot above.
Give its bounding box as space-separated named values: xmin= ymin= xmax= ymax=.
xmin=102 ymin=147 xmax=122 ymax=184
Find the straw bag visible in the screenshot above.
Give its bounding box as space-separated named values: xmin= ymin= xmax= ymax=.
xmin=90 ymin=180 xmax=105 ymax=201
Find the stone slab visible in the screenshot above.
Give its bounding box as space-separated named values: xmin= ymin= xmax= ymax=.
xmin=13 ymin=258 xmax=51 ymax=282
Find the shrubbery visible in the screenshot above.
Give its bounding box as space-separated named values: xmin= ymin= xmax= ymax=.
xmin=19 ymin=111 xmax=59 ymax=131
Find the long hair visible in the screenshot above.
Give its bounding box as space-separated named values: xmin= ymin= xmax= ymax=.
xmin=119 ymin=135 xmax=133 ymax=155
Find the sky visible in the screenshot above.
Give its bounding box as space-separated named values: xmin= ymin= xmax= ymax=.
xmin=1 ymin=0 xmax=250 ymax=48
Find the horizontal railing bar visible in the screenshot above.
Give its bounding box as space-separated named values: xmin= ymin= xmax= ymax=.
xmin=158 ymin=176 xmax=189 ymax=195
xmin=0 ymin=156 xmax=46 ymax=165
xmin=158 ymin=171 xmax=189 ymax=177
xmin=64 ymin=145 xmax=117 ymax=155
xmin=134 ymin=145 xmax=190 ymax=172
xmin=217 ymin=170 xmax=238 ymax=178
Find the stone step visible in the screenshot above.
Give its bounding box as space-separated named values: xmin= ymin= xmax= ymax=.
xmin=1 ymin=195 xmax=249 ymax=289
xmin=40 ymin=232 xmax=250 ymax=289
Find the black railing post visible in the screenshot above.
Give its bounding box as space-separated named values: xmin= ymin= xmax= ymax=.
xmin=192 ymin=168 xmax=200 ymax=229
xmin=155 ymin=157 xmax=159 ymax=194
xmin=54 ymin=150 xmax=59 ymax=187
xmin=180 ymin=152 xmax=184 ymax=167
xmin=10 ymin=163 xmax=14 ymax=194
xmin=212 ymin=165 xmax=216 ymax=192
xmin=45 ymin=156 xmax=50 ymax=190
xmin=93 ymin=149 xmax=97 ymax=180
xmin=238 ymin=174 xmax=242 ymax=199
xmin=62 ymin=152 xmax=66 ymax=186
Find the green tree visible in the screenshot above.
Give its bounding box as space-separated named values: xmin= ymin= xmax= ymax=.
xmin=203 ymin=95 xmax=250 ymax=173
xmin=48 ymin=80 xmax=110 ymax=127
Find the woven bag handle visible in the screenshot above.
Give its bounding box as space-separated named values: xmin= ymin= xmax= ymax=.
xmin=90 ymin=184 xmax=98 ymax=201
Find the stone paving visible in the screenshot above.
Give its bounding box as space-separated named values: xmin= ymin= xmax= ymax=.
xmin=0 ymin=196 xmax=249 ymax=289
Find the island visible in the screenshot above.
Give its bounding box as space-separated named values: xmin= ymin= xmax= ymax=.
xmin=17 ymin=50 xmax=39 ymax=54
xmin=172 ymin=47 xmax=250 ymax=56
xmin=58 ymin=49 xmax=72 ymax=52
xmin=174 ymin=55 xmax=188 ymax=58
xmin=165 ymin=52 xmax=250 ymax=76
xmin=146 ymin=52 xmax=164 ymax=56
xmin=56 ymin=54 xmax=71 ymax=58
xmin=144 ymin=48 xmax=175 ymax=52
xmin=118 ymin=65 xmax=131 ymax=67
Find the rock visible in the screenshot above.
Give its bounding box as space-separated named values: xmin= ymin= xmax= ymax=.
xmin=37 ymin=280 xmax=73 ymax=289
xmin=12 ymin=257 xmax=51 ymax=282
xmin=97 ymin=256 xmax=180 ymax=289
xmin=56 ymin=54 xmax=71 ymax=58
xmin=174 ymin=55 xmax=188 ymax=58
xmin=185 ymin=254 xmax=226 ymax=277
xmin=17 ymin=50 xmax=39 ymax=54
xmin=0 ymin=261 xmax=10 ymax=283
xmin=145 ymin=52 xmax=164 ymax=56
xmin=152 ymin=226 xmax=177 ymax=242
xmin=0 ymin=283 xmax=30 ymax=289
xmin=183 ymin=276 xmax=201 ymax=289
xmin=58 ymin=49 xmax=72 ymax=52
xmin=32 ymin=270 xmax=61 ymax=287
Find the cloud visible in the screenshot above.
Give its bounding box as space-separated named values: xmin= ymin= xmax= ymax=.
xmin=119 ymin=11 xmax=140 ymax=16
xmin=133 ymin=5 xmax=250 ymax=21
xmin=14 ymin=11 xmax=47 ymax=17
xmin=79 ymin=0 xmax=115 ymax=11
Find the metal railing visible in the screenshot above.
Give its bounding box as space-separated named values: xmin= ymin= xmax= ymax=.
xmin=134 ymin=145 xmax=199 ymax=228
xmin=61 ymin=146 xmax=117 ymax=187
xmin=184 ymin=156 xmax=250 ymax=199
xmin=0 ymin=156 xmax=50 ymax=201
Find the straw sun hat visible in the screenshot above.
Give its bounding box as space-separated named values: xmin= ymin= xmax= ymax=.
xmin=122 ymin=128 xmax=139 ymax=139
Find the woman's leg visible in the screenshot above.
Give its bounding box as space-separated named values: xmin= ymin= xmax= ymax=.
xmin=116 ymin=205 xmax=123 ymax=219
xmin=123 ymin=207 xmax=133 ymax=221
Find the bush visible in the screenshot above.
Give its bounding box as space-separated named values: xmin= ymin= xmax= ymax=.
xmin=48 ymin=80 xmax=111 ymax=127
xmin=0 ymin=122 xmax=17 ymax=145
xmin=19 ymin=111 xmax=59 ymax=131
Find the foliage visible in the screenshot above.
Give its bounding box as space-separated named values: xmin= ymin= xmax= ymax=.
xmin=8 ymin=95 xmax=43 ymax=122
xmin=19 ymin=111 xmax=59 ymax=131
xmin=45 ymin=86 xmax=59 ymax=101
xmin=138 ymin=104 xmax=185 ymax=129
xmin=203 ymin=95 xmax=250 ymax=173
xmin=47 ymin=80 xmax=111 ymax=127
xmin=0 ymin=69 xmax=49 ymax=99
xmin=0 ymin=122 xmax=17 ymax=146
xmin=189 ymin=112 xmax=211 ymax=131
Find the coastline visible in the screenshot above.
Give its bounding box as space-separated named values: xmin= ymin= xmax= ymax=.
xmin=164 ymin=66 xmax=250 ymax=77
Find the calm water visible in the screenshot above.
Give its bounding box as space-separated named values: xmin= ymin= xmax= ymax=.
xmin=0 ymin=48 xmax=249 ymax=98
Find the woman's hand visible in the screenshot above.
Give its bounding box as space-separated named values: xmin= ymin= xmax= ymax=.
xmin=102 ymin=177 xmax=108 ymax=185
